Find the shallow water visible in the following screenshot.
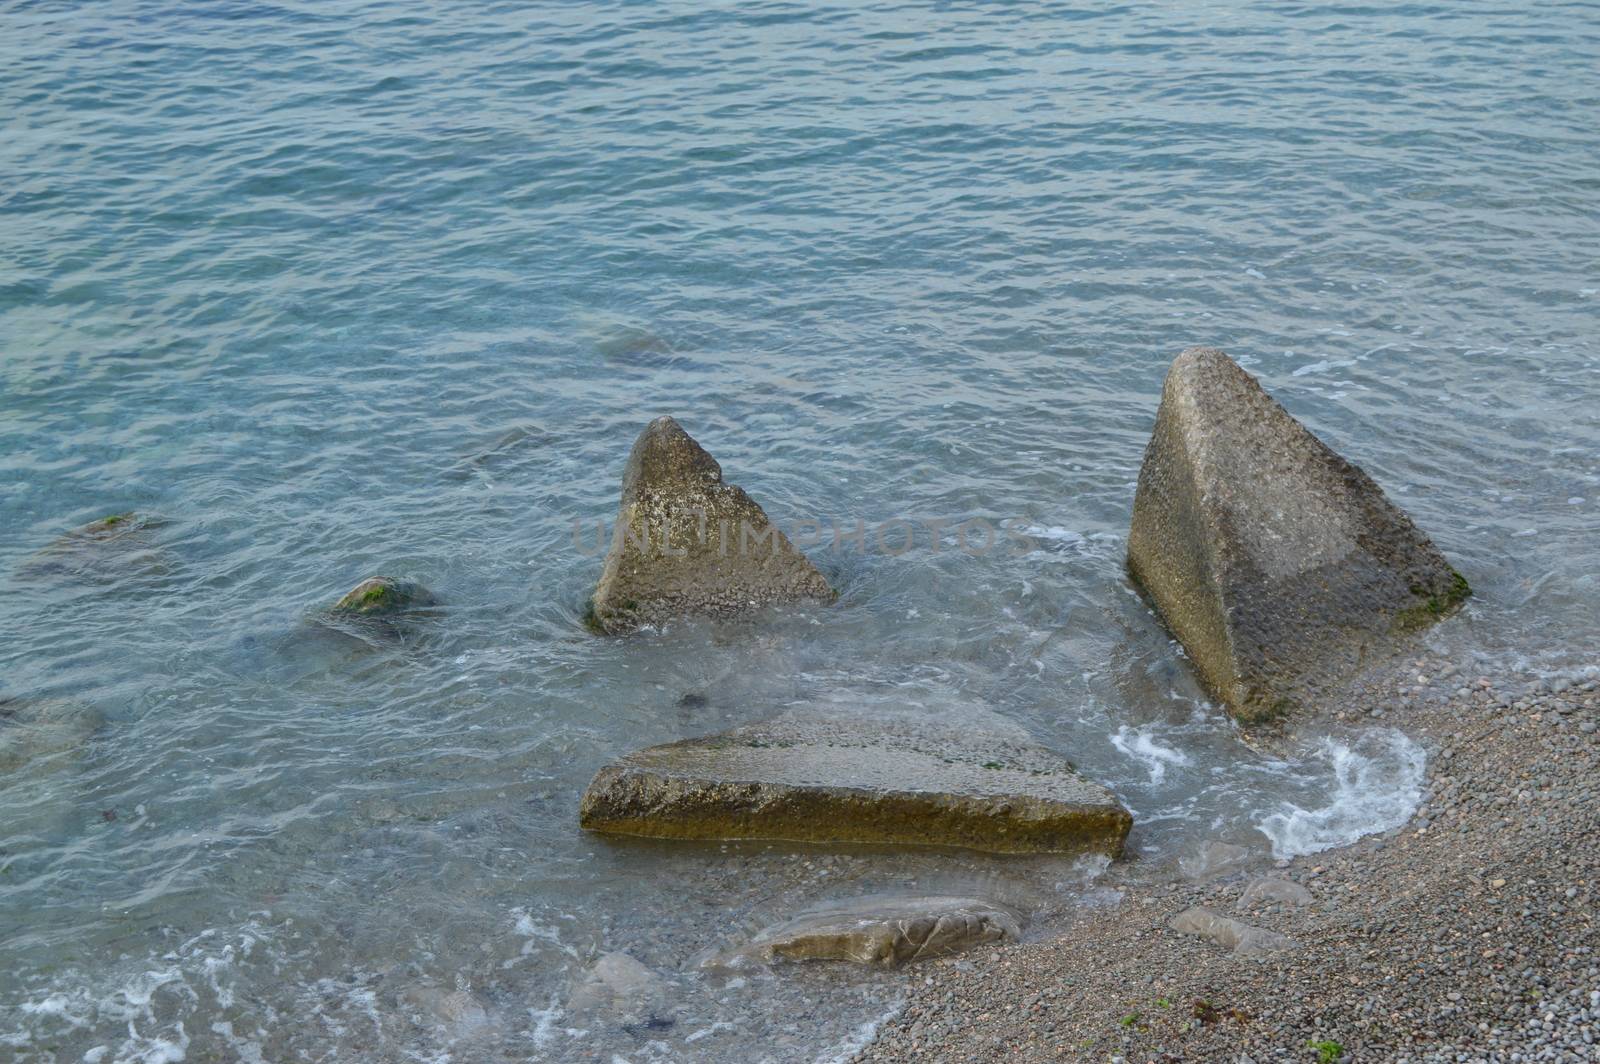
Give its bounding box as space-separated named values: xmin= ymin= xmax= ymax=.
xmin=3 ymin=1 xmax=1598 ymax=1060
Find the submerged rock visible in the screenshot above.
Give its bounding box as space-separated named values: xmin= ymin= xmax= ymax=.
xmin=568 ymin=952 xmax=670 ymax=1024
xmin=19 ymin=512 xmax=168 ymax=581
xmin=578 ymin=706 xmax=1132 ymax=856
xmin=594 ymin=323 xmax=673 ymax=361
xmin=330 ymin=576 xmax=438 ymax=616
xmin=0 ymin=697 xmax=104 ymax=772
xmin=586 ymin=416 xmax=834 ymax=634
xmin=398 ymin=986 xmax=495 ymax=1039
xmin=1127 ymin=347 xmax=1468 ymax=722
xmin=445 ymin=424 xmax=552 ymax=481
xmin=1236 ymin=877 xmax=1314 ymax=909
xmin=726 ymin=895 xmax=1021 ymax=968
xmin=1180 ymin=840 xmax=1255 ymax=880
xmin=1169 ymin=906 xmax=1299 ymax=958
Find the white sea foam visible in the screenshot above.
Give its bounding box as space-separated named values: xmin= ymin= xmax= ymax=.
xmin=1110 ymin=723 xmax=1191 ymax=785
xmin=814 ymin=999 xmax=906 ymax=1064
xmin=1022 ymin=525 xmax=1086 ymax=549
xmin=529 ymin=996 xmax=563 ymax=1048
xmin=1256 ymin=729 xmax=1426 ymax=858
xmin=1292 ymin=358 xmax=1356 ymax=377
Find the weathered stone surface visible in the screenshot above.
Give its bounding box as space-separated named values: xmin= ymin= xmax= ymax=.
xmin=1169 ymin=906 xmax=1299 ymax=958
xmin=727 ymin=895 xmax=1021 ymax=968
xmin=579 ymin=707 xmax=1132 ymax=855
xmin=587 ymin=416 xmax=833 ymax=634
xmin=1236 ymin=877 xmax=1315 ymax=910
xmin=0 ymin=698 xmax=104 ymax=772
xmin=1127 ymin=347 xmax=1468 ymax=722
xmin=330 ymin=576 xmax=437 ymax=616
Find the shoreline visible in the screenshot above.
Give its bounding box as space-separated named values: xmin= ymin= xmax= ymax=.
xmin=857 ymin=645 xmax=1599 ymax=1063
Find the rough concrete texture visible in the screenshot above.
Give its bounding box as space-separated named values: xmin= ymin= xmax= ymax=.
xmin=587 ymin=416 xmax=834 ymax=634
xmin=728 ymin=895 xmax=1021 ymax=968
xmin=1127 ymin=346 xmax=1467 ymax=722
xmin=578 ymin=706 xmax=1132 ymax=855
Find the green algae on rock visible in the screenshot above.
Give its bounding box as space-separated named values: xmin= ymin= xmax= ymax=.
xmin=330 ymin=576 xmax=438 ymax=616
xmin=1127 ymin=347 xmax=1468 ymax=723
xmin=19 ymin=512 xmax=168 ymax=580
xmin=587 ymin=416 xmax=834 ymax=634
xmin=725 ymin=895 xmax=1022 ymax=968
xmin=579 ymin=707 xmax=1132 ymax=856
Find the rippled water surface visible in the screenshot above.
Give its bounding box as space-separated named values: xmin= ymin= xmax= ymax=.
xmin=3 ymin=1 xmax=1598 ymax=1060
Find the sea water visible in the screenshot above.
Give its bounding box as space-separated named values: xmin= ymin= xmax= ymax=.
xmin=3 ymin=1 xmax=1597 ymax=1060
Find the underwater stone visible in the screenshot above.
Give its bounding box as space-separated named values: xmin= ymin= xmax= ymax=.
xmin=587 ymin=416 xmax=834 ymax=634
xmin=331 ymin=576 xmax=437 ymax=616
xmin=445 ymin=423 xmax=552 ymax=481
xmin=568 ymin=952 xmax=670 ymax=1024
xmin=0 ymin=697 xmax=104 ymax=772
xmin=1169 ymin=906 xmax=1300 ymax=958
xmin=19 ymin=512 xmax=167 ymax=580
xmin=578 ymin=706 xmax=1132 ymax=856
xmin=1127 ymin=347 xmax=1469 ymax=723
xmin=1236 ymin=877 xmax=1315 ymax=909
xmin=1180 ymin=839 xmax=1255 ymax=880
xmin=398 ymin=986 xmax=495 ymax=1039
xmin=725 ymin=895 xmax=1021 ymax=968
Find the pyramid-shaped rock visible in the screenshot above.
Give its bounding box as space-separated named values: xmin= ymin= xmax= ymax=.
xmin=587 ymin=416 xmax=834 ymax=634
xmin=579 ymin=706 xmax=1132 ymax=855
xmin=1127 ymin=347 xmax=1468 ymax=722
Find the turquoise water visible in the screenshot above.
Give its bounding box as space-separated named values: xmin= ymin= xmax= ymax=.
xmin=3 ymin=1 xmax=1598 ymax=1060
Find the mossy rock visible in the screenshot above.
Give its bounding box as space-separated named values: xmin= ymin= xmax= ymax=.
xmin=1391 ymin=570 xmax=1472 ymax=633
xmin=1126 ymin=347 xmax=1468 ymax=722
xmin=330 ymin=576 xmax=438 ymax=616
xmin=19 ymin=512 xmax=169 ymax=580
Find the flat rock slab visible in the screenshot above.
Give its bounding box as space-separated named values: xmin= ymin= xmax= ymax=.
xmin=726 ymin=895 xmax=1021 ymax=968
xmin=587 ymin=416 xmax=834 ymax=634
xmin=1169 ymin=906 xmax=1300 ymax=958
xmin=1127 ymin=346 xmax=1468 ymax=722
xmin=579 ymin=707 xmax=1132 ymax=855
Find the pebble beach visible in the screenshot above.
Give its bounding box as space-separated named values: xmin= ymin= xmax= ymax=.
xmin=862 ymin=645 xmax=1599 ymax=1063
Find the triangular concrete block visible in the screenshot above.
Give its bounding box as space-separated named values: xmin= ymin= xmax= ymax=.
xmin=587 ymin=417 xmax=834 ymax=633
xmin=1127 ymin=347 xmax=1468 ymax=721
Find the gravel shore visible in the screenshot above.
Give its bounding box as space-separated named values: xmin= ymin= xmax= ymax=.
xmin=859 ymin=650 xmax=1599 ymax=1063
